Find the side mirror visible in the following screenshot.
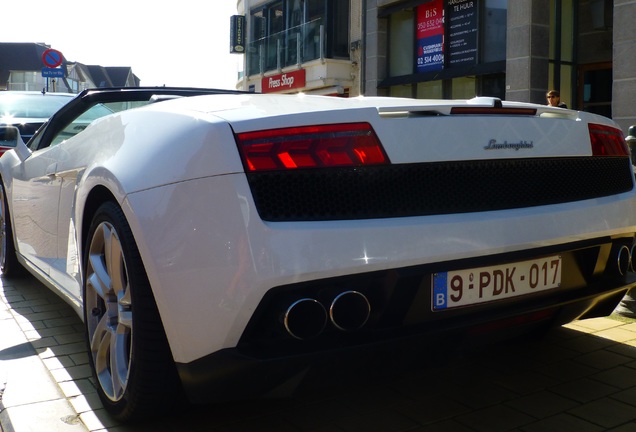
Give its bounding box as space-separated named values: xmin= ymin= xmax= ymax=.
xmin=0 ymin=126 xmax=31 ymax=162
xmin=0 ymin=125 xmax=19 ymax=146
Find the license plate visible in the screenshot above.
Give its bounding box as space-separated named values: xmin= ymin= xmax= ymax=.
xmin=432 ymin=255 xmax=562 ymax=311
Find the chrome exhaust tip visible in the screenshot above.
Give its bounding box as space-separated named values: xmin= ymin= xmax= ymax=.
xmin=329 ymin=290 xmax=371 ymax=331
xmin=618 ymin=245 xmax=632 ymax=276
xmin=283 ymin=298 xmax=327 ymax=340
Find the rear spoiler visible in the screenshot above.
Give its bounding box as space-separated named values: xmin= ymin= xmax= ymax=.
xmin=377 ymin=96 xmax=577 ymax=119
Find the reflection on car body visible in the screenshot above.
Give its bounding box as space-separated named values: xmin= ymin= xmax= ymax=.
xmin=0 ymin=87 xmax=635 ymax=422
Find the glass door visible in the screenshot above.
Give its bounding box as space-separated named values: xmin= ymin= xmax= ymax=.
xmin=578 ymin=62 xmax=612 ymax=118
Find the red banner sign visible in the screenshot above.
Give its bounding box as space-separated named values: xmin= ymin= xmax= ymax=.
xmin=261 ymin=69 xmax=306 ymax=93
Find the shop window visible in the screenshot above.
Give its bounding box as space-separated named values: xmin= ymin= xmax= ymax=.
xmin=383 ymin=0 xmax=507 ymax=100
xmin=247 ymin=0 xmax=350 ymax=76
xmin=480 ymin=73 xmax=506 ymax=99
xmin=482 ymin=0 xmax=507 ymax=63
xmin=330 ymin=0 xmax=350 ymax=58
xmin=389 ymin=11 xmax=414 ymax=77
xmin=390 ymin=84 xmax=414 ymax=98
xmin=579 ymin=63 xmax=611 ymax=118
xmin=266 ymin=1 xmax=285 ymax=71
xmin=548 ymin=0 xmax=575 ymax=107
xmin=451 ymin=77 xmax=476 ymax=99
xmin=417 ymin=81 xmax=443 ymax=99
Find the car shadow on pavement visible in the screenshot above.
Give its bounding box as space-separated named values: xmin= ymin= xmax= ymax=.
xmin=4 ymin=274 xmax=636 ymax=432
xmin=0 ymin=342 xmax=37 ymax=361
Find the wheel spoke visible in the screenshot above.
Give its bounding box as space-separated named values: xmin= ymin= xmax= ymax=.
xmin=88 ymin=225 xmax=113 ymax=300
xmin=119 ymin=288 xmax=133 ymax=330
xmin=110 ymin=327 xmax=130 ymax=399
xmin=87 ymin=271 xmax=110 ymax=302
xmin=92 ymin=314 xmax=115 ymax=396
xmin=90 ymin=312 xmax=110 ymax=354
xmin=108 ymin=230 xmax=126 ymax=295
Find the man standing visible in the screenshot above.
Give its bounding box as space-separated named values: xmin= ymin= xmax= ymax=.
xmin=546 ymin=90 xmax=567 ymax=108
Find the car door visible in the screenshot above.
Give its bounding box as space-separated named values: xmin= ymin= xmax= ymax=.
xmin=37 ymin=103 xmax=115 ymax=300
xmin=10 ymin=144 xmax=63 ymax=277
xmin=13 ymin=101 xmax=114 ymax=300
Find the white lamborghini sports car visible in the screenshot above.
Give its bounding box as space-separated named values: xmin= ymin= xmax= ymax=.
xmin=0 ymin=87 xmax=635 ymax=421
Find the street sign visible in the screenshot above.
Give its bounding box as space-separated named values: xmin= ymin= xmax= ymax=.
xmin=42 ymin=68 xmax=65 ymax=78
xmin=42 ymin=48 xmax=63 ymax=68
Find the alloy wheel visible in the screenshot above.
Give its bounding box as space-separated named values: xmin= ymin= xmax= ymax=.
xmin=85 ymin=221 xmax=133 ymax=402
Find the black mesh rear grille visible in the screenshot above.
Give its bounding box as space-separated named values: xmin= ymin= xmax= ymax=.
xmin=246 ymin=157 xmax=634 ymax=222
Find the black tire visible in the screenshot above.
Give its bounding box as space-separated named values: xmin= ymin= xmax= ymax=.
xmin=83 ymin=201 xmax=183 ymax=421
xmin=0 ymin=182 xmax=25 ymax=277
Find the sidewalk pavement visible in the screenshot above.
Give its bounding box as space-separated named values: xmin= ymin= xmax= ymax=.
xmin=4 ymin=273 xmax=636 ymax=431
xmin=0 ymin=276 xmax=96 ymax=432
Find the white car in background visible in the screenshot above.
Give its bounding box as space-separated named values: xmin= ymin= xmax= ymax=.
xmin=0 ymin=88 xmax=635 ymax=421
xmin=0 ymin=91 xmax=75 ymax=155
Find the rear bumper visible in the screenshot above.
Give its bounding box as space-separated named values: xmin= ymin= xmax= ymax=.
xmin=176 ymin=235 xmax=636 ymax=404
xmin=176 ymin=285 xmax=634 ymax=404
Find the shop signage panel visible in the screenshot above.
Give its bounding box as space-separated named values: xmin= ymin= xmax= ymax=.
xmin=448 ymin=0 xmax=478 ymax=66
xmin=416 ymin=0 xmax=445 ymax=73
xmin=261 ymin=69 xmax=306 ymax=93
xmin=230 ymin=15 xmax=246 ymax=54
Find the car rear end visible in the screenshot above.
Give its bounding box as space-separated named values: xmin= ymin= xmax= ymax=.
xmin=135 ymin=95 xmax=636 ymax=402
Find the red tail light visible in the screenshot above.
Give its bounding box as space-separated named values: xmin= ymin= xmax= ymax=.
xmin=589 ymin=123 xmax=630 ymax=156
xmin=236 ymin=122 xmax=389 ymax=172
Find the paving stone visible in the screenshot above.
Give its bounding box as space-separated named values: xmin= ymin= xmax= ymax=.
xmin=519 ymin=413 xmax=604 ymax=432
xmin=43 ymin=355 xmax=77 ymax=371
xmin=575 ymin=349 xmax=633 ymax=370
xmin=1 ymin=355 xmax=64 ymax=408
xmin=504 ymin=390 xmax=579 ymax=418
xmin=50 ymin=364 xmax=92 ymax=383
xmin=569 ymin=398 xmax=636 ymax=429
xmin=536 ymin=359 xmax=598 ymax=382
xmin=607 ymin=422 xmax=636 ymax=432
xmin=550 ymin=377 xmax=619 ymax=403
xmin=592 ymin=366 xmax=636 ymax=389
xmin=595 ymin=327 xmax=636 ymax=343
xmin=455 ymin=404 xmax=535 ymax=432
xmin=611 ymin=387 xmax=636 ymax=407
xmin=0 ymin=399 xmax=84 ymax=432
xmin=557 ymin=333 xmax=616 ymax=353
xmin=572 ymin=317 xmax=624 ymax=331
xmin=53 ymin=332 xmax=85 ymax=345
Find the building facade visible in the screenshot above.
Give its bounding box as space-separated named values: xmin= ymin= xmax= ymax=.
xmin=237 ymin=0 xmax=364 ymax=96
xmin=0 ymin=43 xmax=139 ymax=93
xmin=236 ymin=0 xmax=636 ymax=133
